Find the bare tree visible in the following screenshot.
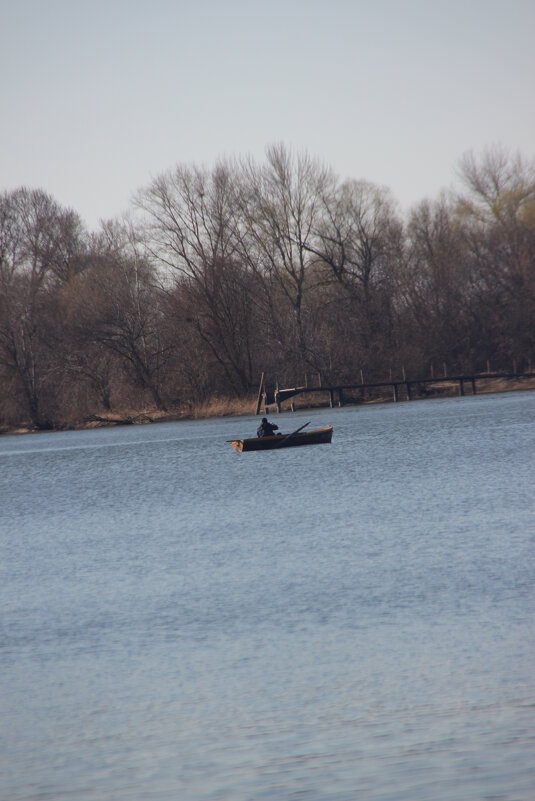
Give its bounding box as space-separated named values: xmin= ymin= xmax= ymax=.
xmin=308 ymin=179 xmax=403 ymax=377
xmin=235 ymin=144 xmax=335 ymax=381
xmin=0 ymin=188 xmax=85 ymax=428
xmin=136 ymin=162 xmax=257 ymax=394
xmin=403 ymin=194 xmax=473 ymax=371
xmin=458 ymin=149 xmax=535 ymax=365
xmin=61 ymin=220 xmax=170 ymax=410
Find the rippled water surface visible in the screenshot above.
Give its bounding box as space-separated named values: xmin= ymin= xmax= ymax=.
xmin=1 ymin=392 xmax=534 ymax=800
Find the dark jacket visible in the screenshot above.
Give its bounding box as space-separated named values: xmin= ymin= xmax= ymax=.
xmin=257 ymin=419 xmax=279 ymax=438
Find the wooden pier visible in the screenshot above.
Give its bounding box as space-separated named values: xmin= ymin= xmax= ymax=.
xmin=258 ymin=370 xmax=534 ymax=413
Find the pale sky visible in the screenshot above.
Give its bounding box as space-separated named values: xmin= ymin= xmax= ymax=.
xmin=1 ymin=0 xmax=534 ymax=230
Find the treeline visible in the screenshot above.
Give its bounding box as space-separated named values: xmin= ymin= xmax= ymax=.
xmin=1 ymin=145 xmax=534 ymax=430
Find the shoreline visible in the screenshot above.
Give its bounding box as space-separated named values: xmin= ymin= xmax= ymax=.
xmin=2 ymin=376 xmax=534 ymax=437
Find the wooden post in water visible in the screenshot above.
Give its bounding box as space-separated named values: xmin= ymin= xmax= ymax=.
xmin=329 ymin=389 xmax=334 ymax=408
xmin=471 ymin=377 xmax=476 ymax=394
xmin=459 ymin=378 xmax=464 ymax=396
xmin=338 ymin=388 xmax=344 ymax=407
xmin=255 ymin=372 xmax=265 ymax=415
xmin=392 ymin=383 xmax=399 ymax=402
xmin=406 ymin=381 xmax=412 ymax=400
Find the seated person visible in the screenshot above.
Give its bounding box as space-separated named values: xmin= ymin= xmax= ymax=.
xmin=257 ymin=417 xmax=279 ymax=438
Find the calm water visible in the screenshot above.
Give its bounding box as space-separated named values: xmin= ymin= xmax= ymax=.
xmin=1 ymin=392 xmax=534 ymax=801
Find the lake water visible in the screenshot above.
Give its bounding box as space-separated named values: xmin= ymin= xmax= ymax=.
xmin=1 ymin=391 xmax=534 ymax=801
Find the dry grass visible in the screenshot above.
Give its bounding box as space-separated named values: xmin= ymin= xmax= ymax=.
xmin=74 ymin=396 xmax=258 ymax=429
xmin=476 ymin=376 xmax=535 ymax=394
xmin=187 ymin=395 xmax=258 ymax=419
xmin=3 ymin=377 xmax=534 ymax=436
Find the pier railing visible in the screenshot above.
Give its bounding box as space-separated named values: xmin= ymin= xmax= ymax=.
xmin=259 ymin=370 xmax=535 ymax=413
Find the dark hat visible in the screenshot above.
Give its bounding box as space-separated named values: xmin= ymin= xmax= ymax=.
xmin=262 ymin=417 xmax=267 ymax=422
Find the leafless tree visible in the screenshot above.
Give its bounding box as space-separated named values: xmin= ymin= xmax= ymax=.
xmin=0 ymin=188 xmax=85 ymax=427
xmin=457 ymin=148 xmax=535 ymax=367
xmin=234 ymin=144 xmax=336 ymax=381
xmin=403 ymin=194 xmax=473 ymax=371
xmin=307 ymin=179 xmax=404 ymax=377
xmin=62 ymin=220 xmax=170 ymax=410
xmin=136 ymin=162 xmax=257 ymax=394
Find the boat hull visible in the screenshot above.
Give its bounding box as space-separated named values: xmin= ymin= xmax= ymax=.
xmin=229 ymin=425 xmax=333 ymax=452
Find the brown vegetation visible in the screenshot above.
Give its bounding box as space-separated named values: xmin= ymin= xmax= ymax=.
xmin=1 ymin=146 xmax=534 ymax=434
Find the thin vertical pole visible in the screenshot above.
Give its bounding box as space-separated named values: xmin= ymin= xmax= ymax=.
xmin=255 ymin=372 xmax=265 ymax=415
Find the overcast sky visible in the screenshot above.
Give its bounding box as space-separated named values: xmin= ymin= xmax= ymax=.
xmin=1 ymin=0 xmax=534 ymax=230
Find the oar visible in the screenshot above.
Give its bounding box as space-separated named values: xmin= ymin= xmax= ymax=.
xmin=275 ymin=420 xmax=310 ymax=446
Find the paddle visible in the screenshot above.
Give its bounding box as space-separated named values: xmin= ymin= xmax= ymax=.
xmin=275 ymin=420 xmax=310 ymax=446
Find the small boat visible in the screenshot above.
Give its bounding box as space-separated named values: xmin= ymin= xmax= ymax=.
xmin=228 ymin=425 xmax=333 ymax=452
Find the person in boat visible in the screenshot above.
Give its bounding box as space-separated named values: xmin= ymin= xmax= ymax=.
xmin=257 ymin=417 xmax=279 ymax=438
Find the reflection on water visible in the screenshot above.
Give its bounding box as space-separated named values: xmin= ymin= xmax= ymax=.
xmin=1 ymin=392 xmax=534 ymax=800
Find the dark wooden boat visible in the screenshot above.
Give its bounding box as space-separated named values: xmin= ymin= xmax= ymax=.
xmin=228 ymin=425 xmax=333 ymax=452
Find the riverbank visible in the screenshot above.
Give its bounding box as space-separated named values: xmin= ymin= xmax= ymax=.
xmin=2 ymin=375 xmax=534 ymax=436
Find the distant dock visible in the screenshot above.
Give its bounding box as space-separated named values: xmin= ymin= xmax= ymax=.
xmin=257 ymin=369 xmax=535 ymax=413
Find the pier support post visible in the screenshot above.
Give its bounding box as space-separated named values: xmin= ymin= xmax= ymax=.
xmin=471 ymin=378 xmax=476 ymax=394
xmin=406 ymin=382 xmax=412 ymax=400
xmin=329 ymin=389 xmax=334 ymax=408
xmin=338 ymin=388 xmax=344 ymax=407
xmin=393 ymin=383 xmax=399 ymax=402
xmin=459 ymin=379 xmax=464 ymax=396
xmin=255 ymin=372 xmax=265 ymax=415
